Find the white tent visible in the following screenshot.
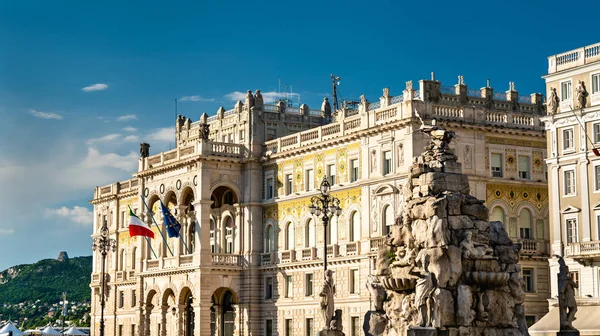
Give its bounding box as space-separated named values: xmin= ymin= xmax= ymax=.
xmin=63 ymin=327 xmax=86 ymax=336
xmin=39 ymin=327 xmax=59 ymax=335
xmin=0 ymin=321 xmax=23 ymax=336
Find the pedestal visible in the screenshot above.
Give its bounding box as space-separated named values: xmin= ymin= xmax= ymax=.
xmin=406 ymin=327 xmax=438 ymax=336
xmin=557 ymin=331 xmax=580 ymax=336
xmin=318 ymin=329 xmax=345 ymax=336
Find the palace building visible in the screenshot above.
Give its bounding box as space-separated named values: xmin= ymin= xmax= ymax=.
xmin=90 ymin=76 xmax=549 ymax=336
xmin=531 ymin=42 xmax=600 ymax=335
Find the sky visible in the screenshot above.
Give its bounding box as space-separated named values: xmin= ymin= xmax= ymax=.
xmin=0 ymin=0 xmax=599 ymax=271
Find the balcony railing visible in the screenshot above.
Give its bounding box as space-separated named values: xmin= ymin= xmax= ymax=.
xmin=301 ymin=247 xmax=317 ymax=261
xmin=261 ymin=252 xmax=275 ymax=266
xmin=280 ymin=250 xmax=296 ymax=263
xmin=519 ymin=239 xmax=548 ymax=256
xmin=548 ymin=42 xmax=600 ymax=73
xmin=346 ymin=242 xmax=360 ymax=256
xmin=211 ymin=253 xmax=241 ymax=266
xmin=565 ymin=241 xmax=600 ymax=259
xmin=326 ymin=244 xmax=339 ymax=258
xmin=370 ymin=236 xmax=386 ymax=252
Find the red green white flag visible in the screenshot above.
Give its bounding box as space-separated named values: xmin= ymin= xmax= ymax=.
xmin=128 ymin=209 xmax=154 ymax=238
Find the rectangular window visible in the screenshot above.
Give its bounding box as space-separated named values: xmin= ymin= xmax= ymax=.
xmin=222 ymin=135 xmax=227 ymax=143
xmin=327 ymin=164 xmax=336 ymax=185
xmin=118 ymin=325 xmax=123 ymax=336
xmin=131 ymin=325 xmax=135 ymax=336
xmin=226 ymin=241 xmax=233 ymax=254
xmin=131 ymin=290 xmax=137 ymax=307
xmin=121 ymin=211 xmax=126 ymax=228
xmin=597 ymin=215 xmax=600 ymax=240
xmin=350 ymin=269 xmax=359 ymax=294
xmin=119 ymin=291 xmax=124 ymax=308
xmin=306 ymin=169 xmax=314 ymax=191
xmin=266 ymin=178 xmax=274 ymax=199
xmin=285 ymin=275 xmax=293 ymax=298
xmin=569 ymin=272 xmax=580 ymax=297
xmin=561 ymin=81 xmax=572 ymax=101
xmin=305 ymin=273 xmax=314 ymax=296
xmin=491 ymin=153 xmax=503 ymax=177
xmin=596 ymin=166 xmax=600 ymax=191
xmin=383 ymin=151 xmax=392 ymax=175
xmin=350 ymin=159 xmax=359 ymax=182
xmin=285 ymin=174 xmax=293 ymax=195
xmin=267 ymin=128 xmax=277 ymax=141
xmin=522 ymin=268 xmax=534 ymax=292
xmin=239 ymin=130 xmax=245 ymax=141
xmin=265 ymin=277 xmax=273 ymax=299
xmin=525 ymin=316 xmax=536 ymax=328
xmin=564 ymin=169 xmax=576 ymax=195
xmin=592 ymin=74 xmax=600 ymax=94
xmin=520 ymin=227 xmax=531 ymax=239
xmin=265 ymin=320 xmax=273 ymax=336
xmin=518 ymin=156 xmax=530 ymax=179
xmin=285 ymin=319 xmax=293 ymax=336
xmin=594 ymin=124 xmax=600 ymax=143
xmin=351 ymin=317 xmax=360 ymax=336
xmin=563 ymin=128 xmax=574 ymax=150
xmin=228 ymin=133 xmax=234 ymax=143
xmin=305 ymin=318 xmax=314 ymax=336
xmin=566 ymin=218 xmax=578 ymax=243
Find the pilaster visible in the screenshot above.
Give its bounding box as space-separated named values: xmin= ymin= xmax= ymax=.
xmin=579 ymin=159 xmax=591 ymax=241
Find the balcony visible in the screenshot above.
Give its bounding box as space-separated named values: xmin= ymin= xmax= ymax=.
xmin=211 ymin=253 xmax=241 ymax=266
xmin=326 ymin=244 xmax=339 ymax=258
xmin=280 ymin=250 xmax=296 ymax=263
xmin=519 ymin=239 xmax=549 ymax=257
xmin=565 ymin=241 xmax=600 ymax=261
xmin=345 ymin=242 xmax=360 ymax=256
xmin=370 ymin=236 xmax=386 ymax=252
xmin=301 ymin=247 xmax=317 ymax=261
xmin=261 ymin=252 xmax=275 ymax=266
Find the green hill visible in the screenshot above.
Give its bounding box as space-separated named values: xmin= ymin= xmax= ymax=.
xmin=0 ymin=255 xmax=92 ymax=304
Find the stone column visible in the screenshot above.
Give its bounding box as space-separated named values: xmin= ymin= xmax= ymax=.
xmin=192 ymin=200 xmax=213 ymax=265
xmin=176 ymin=304 xmax=186 ymax=336
xmin=144 ymin=304 xmax=154 ymax=336
xmin=160 ymin=305 xmax=169 ymax=336
xmin=232 ymin=304 xmax=240 ymax=336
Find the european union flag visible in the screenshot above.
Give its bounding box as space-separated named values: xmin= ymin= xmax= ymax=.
xmin=160 ymin=201 xmax=181 ymax=238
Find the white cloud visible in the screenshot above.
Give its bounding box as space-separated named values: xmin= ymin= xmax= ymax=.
xmin=123 ymin=126 xmax=137 ymax=132
xmin=29 ymin=109 xmax=63 ymax=120
xmin=81 ymin=147 xmax=138 ymax=171
xmin=86 ymin=133 xmax=120 ymax=145
xmin=146 ymin=127 xmax=174 ymax=143
xmin=224 ymin=91 xmax=300 ymax=104
xmin=81 ymin=83 xmax=108 ymax=92
xmin=123 ymin=135 xmax=139 ymax=142
xmin=179 ymin=95 xmax=214 ymax=102
xmin=0 ymin=228 xmax=14 ymax=235
xmin=45 ymin=206 xmax=93 ymax=226
xmin=117 ymin=114 xmax=137 ymax=121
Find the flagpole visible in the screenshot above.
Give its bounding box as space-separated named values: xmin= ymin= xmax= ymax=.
xmin=128 ymin=205 xmax=158 ymax=259
xmin=179 ymin=228 xmax=191 ymax=255
xmin=161 ymin=200 xmax=191 ymax=255
xmin=141 ymin=196 xmax=175 ymax=257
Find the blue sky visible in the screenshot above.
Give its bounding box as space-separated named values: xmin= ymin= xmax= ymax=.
xmin=0 ymin=0 xmax=599 ymax=270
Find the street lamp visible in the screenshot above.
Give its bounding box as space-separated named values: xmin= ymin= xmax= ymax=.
xmin=309 ymin=176 xmax=342 ymax=273
xmin=92 ymin=220 xmax=116 ymax=336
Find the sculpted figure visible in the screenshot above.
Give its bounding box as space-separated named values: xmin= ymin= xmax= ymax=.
xmin=547 ymin=87 xmax=559 ymax=114
xmin=320 ymin=269 xmax=336 ymax=330
xmin=321 ymin=97 xmax=332 ymax=117
xmin=139 ymin=143 xmax=150 ymax=158
xmin=460 ymin=231 xmax=494 ymax=259
xmin=366 ymin=275 xmax=387 ymax=312
xmin=410 ymin=251 xmax=437 ymax=327
xmin=392 ymin=238 xmax=417 ymax=267
xmin=575 ymin=80 xmax=589 ymax=109
xmin=556 ymin=255 xmax=578 ymax=330
xmin=200 ymin=122 xmax=210 ymax=141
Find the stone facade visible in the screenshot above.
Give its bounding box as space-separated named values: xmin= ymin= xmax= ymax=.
xmin=90 ymin=77 xmax=549 ymax=336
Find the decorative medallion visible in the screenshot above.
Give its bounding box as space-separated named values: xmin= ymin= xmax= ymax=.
xmin=144 ymin=188 xmax=149 ymax=197
xmin=495 ymin=191 xmax=501 ymax=197
xmin=509 ymin=191 xmax=515 ymax=199
xmin=522 ymin=192 xmax=528 ymax=199
xmin=176 ymin=180 xmax=182 ymax=190
xmin=160 ymin=184 xmax=165 ymax=194
xmin=534 ymin=158 xmax=542 ymax=167
xmin=193 ymin=175 xmax=197 ymax=186
xmin=507 ymin=156 xmax=515 ymax=164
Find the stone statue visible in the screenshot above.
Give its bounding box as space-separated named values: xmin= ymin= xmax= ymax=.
xmin=200 ymin=122 xmax=210 ymax=141
xmin=460 ymin=231 xmax=494 ymax=259
xmin=547 ymin=87 xmax=559 ymax=114
xmin=555 ymin=255 xmax=578 ymax=331
xmin=330 ymin=309 xmax=343 ymax=331
xmin=575 ymin=80 xmax=589 ymax=109
xmin=366 ymin=275 xmax=387 ymax=312
xmin=139 ymin=143 xmax=150 ymax=158
xmin=392 ymin=238 xmax=417 ymax=267
xmin=383 ymin=87 xmax=390 ymax=97
xmin=397 ymin=143 xmax=404 ymax=166
xmin=371 ymin=150 xmax=377 ymax=172
xmin=360 ymin=94 xmax=367 ymax=105
xmin=406 ymin=80 xmax=413 ymax=91
xmin=410 ymin=251 xmax=437 ymax=327
xmin=321 ymin=97 xmax=332 ymax=117
xmin=320 ymin=269 xmax=336 ymax=330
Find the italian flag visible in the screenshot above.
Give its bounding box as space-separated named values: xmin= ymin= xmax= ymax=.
xmin=128 ymin=209 xmax=154 ymax=239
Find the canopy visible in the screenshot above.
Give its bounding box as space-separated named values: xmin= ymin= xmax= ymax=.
xmin=530 ymin=306 xmax=600 ymax=335
xmin=63 ymin=327 xmax=86 ymax=336
xmin=39 ymin=327 xmax=59 ymax=335
xmin=0 ymin=322 xmax=23 ymax=336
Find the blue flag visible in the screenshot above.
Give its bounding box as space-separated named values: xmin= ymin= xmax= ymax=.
xmin=160 ymin=201 xmax=181 ymax=238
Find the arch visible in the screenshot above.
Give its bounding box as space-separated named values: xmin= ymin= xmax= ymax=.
xmin=382 ymin=203 xmax=394 ymax=236
xmin=211 ymin=287 xmax=239 ymax=306
xmin=210 ymin=183 xmax=241 ymax=208
xmin=518 ymin=208 xmax=533 ymax=239
xmin=349 ymin=211 xmax=360 ymax=242
xmin=487 ymin=199 xmax=510 ymax=216
xmin=305 ymin=218 xmax=316 ymax=247
xmin=373 ymin=183 xmax=399 ymax=196
xmin=265 ymin=221 xmax=275 ymax=252
xmin=161 ymin=288 xmax=176 ymax=306
xmin=490 ymin=206 xmax=506 ymax=225
xmin=222 ymin=215 xmax=235 ymax=254
xmin=164 ymin=190 xmax=178 ymax=209
xmin=285 ymin=221 xmax=295 ymax=250
xmin=178 ymin=286 xmax=195 ymax=336
xmin=180 ymin=187 xmax=195 ymax=208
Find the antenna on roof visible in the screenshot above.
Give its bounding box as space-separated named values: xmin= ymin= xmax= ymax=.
xmin=331 ymin=74 xmax=341 ymax=111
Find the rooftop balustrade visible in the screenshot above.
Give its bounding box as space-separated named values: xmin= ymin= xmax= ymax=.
xmin=547 ymin=42 xmax=600 ymax=74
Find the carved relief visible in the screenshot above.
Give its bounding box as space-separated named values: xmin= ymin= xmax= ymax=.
xmin=463 ymin=144 xmax=472 ymax=169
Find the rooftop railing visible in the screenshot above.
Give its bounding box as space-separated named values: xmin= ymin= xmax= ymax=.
xmin=548 ymin=42 xmax=600 ymax=74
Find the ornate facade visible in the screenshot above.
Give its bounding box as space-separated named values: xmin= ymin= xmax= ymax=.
xmin=90 ymin=78 xmax=549 ymax=336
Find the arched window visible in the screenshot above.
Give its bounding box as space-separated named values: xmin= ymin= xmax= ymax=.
xmin=519 ymin=208 xmax=532 ymax=239
xmin=285 ymin=222 xmax=294 ymax=250
xmin=131 ymin=247 xmax=137 ymax=271
xmin=382 ymin=205 xmax=394 ymax=236
xmin=224 ymin=216 xmax=234 ymax=254
xmin=490 ymin=206 xmax=505 ymax=225
xmin=210 ymin=219 xmax=216 ymax=253
xmin=119 ymin=249 xmax=126 ymax=271
xmin=329 ymin=216 xmax=338 ymax=245
xmin=306 ymin=219 xmax=316 ymax=247
xmin=350 ymin=211 xmax=360 ymax=242
xmin=265 ymin=225 xmax=275 ymax=252
xmin=223 ymin=191 xmax=234 ymax=206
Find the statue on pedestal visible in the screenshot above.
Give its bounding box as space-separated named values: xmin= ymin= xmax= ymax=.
xmin=320 ymin=269 xmax=337 ymax=330
xmin=200 ymin=122 xmax=210 ymax=141
xmin=410 ymin=251 xmax=437 ymax=328
xmin=556 ymin=255 xmax=578 ymax=331
xmin=547 ymin=87 xmax=559 ymax=115
xmin=575 ymin=80 xmax=589 ymax=109
xmin=139 ymin=143 xmax=150 ymax=158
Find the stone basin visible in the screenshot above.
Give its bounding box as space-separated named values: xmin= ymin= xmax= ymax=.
xmin=381 ymin=276 xmax=417 ymax=292
xmin=464 ymin=271 xmax=509 ymax=287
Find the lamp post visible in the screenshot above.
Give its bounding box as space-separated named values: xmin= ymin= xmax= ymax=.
xmin=309 ymin=176 xmax=342 ymax=273
xmin=92 ymin=220 xmax=116 ymax=336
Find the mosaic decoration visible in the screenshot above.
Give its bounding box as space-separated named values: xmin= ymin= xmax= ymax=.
xmin=486 ymin=136 xmax=546 ymax=149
